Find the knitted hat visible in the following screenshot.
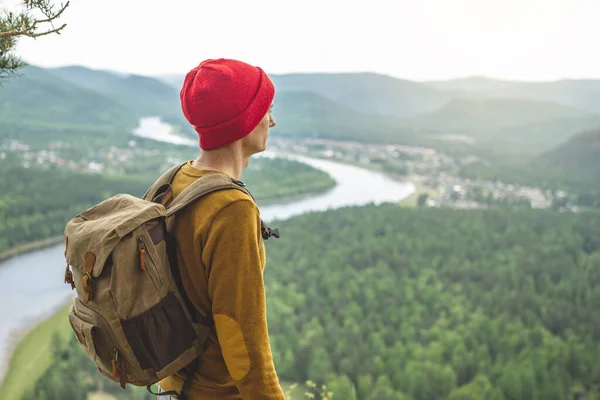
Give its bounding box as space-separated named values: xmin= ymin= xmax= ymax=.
xmin=180 ymin=58 xmax=275 ymax=150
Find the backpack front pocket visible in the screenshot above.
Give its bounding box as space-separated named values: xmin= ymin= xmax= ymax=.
xmin=68 ymin=309 xmax=99 ymax=363
xmin=69 ymin=300 xmax=128 ymax=387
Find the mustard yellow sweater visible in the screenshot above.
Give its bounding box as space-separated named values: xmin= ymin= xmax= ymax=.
xmin=158 ymin=161 xmax=285 ymax=399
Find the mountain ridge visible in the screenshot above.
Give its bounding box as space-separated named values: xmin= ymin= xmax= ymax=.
xmin=1 ymin=65 xmax=136 ymax=129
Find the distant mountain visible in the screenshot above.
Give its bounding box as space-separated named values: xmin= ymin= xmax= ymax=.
xmin=155 ymin=74 xmax=184 ymax=88
xmin=399 ymin=98 xmax=593 ymax=132
xmin=271 ymin=91 xmax=600 ymax=156
xmin=271 ymin=91 xmax=417 ymax=144
xmin=154 ymin=71 xmax=453 ymax=118
xmin=426 ymin=76 xmax=600 ymax=113
xmin=0 ymin=65 xmax=136 ymax=128
xmin=49 ymin=66 xmax=181 ymax=118
xmin=487 ymin=80 xmax=600 ymax=113
xmin=6 ymin=65 xmax=600 ymax=159
xmin=532 ymin=128 xmax=600 ymax=206
xmin=48 ymin=66 xmax=195 ymax=136
xmin=426 ymin=76 xmax=516 ymax=93
xmin=270 ymin=72 xmax=452 ymax=118
xmin=537 ymin=128 xmax=600 ymax=172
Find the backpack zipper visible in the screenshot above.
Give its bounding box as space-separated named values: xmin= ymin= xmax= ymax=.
xmin=137 ymin=236 xmax=146 ymax=272
xmin=137 ymin=235 xmax=161 ymax=289
xmin=112 ymin=348 xmax=126 ymax=389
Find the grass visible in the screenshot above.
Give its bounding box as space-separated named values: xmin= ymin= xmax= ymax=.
xmin=399 ymin=176 xmax=439 ymax=208
xmin=0 ymin=303 xmax=72 ymax=399
xmin=88 ymin=392 xmax=118 ymax=400
xmin=0 ymin=303 xmax=311 ymax=400
xmin=282 ymin=381 xmax=310 ymax=399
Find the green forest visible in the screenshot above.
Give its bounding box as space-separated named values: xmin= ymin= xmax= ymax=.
xmin=16 ymin=204 xmax=600 ymax=399
xmin=264 ymin=205 xmax=600 ymax=400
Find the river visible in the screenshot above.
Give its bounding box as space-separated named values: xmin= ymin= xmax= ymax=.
xmin=0 ymin=117 xmax=415 ymax=384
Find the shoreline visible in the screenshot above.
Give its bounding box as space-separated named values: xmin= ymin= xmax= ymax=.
xmin=0 ymin=298 xmax=72 ymax=391
xmin=0 ymin=235 xmax=64 ymax=263
xmin=0 ymin=186 xmax=336 ymax=265
xmin=256 ymin=184 xmax=337 ymax=207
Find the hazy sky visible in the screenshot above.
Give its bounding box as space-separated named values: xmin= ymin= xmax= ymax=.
xmin=4 ymin=0 xmax=599 ymax=81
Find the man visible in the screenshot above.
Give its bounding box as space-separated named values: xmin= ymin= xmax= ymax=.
xmin=157 ymin=58 xmax=285 ymax=399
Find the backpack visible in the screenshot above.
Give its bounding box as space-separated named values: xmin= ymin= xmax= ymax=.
xmin=62 ymin=162 xmax=279 ymax=399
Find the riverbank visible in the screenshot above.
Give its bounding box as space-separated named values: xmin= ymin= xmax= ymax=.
xmin=0 ymin=235 xmax=64 ymax=263
xmin=273 ymin=149 xmax=418 ymax=204
xmin=0 ymin=301 xmax=72 ymax=398
xmin=399 ymin=177 xmax=440 ymax=207
xmin=256 ymin=185 xmax=336 ymax=207
xmin=0 ymin=184 xmax=336 ymax=264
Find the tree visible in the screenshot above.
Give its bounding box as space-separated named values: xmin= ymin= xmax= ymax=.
xmin=0 ymin=0 xmax=70 ymax=80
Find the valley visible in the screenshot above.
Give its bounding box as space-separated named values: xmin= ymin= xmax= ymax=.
xmin=1 ymin=61 xmax=600 ymax=400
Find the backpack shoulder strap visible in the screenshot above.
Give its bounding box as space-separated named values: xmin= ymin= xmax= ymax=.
xmin=143 ymin=162 xmax=187 ymax=201
xmin=165 ymin=172 xmax=280 ymax=240
xmin=165 ymin=172 xmax=250 ymax=221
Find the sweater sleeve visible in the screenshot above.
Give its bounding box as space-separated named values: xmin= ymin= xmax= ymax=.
xmin=202 ymin=198 xmax=285 ymax=400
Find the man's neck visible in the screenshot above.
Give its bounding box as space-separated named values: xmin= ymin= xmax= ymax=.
xmin=193 ymin=146 xmax=249 ymax=181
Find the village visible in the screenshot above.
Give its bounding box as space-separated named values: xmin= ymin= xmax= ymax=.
xmin=0 ymin=138 xmax=185 ymax=177
xmin=2 ymin=135 xmax=575 ymax=212
xmin=267 ymin=137 xmax=573 ymax=212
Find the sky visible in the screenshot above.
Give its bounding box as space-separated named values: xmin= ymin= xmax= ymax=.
xmin=3 ymin=0 xmax=600 ymax=81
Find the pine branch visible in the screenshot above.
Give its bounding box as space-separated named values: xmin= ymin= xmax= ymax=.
xmin=0 ymin=22 xmax=66 ymax=38
xmin=0 ymin=0 xmax=70 ymax=81
xmin=0 ymin=1 xmax=70 ymax=39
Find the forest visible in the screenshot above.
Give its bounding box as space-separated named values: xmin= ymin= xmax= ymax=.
xmin=19 ymin=204 xmax=600 ymax=399
xmin=263 ymin=205 xmax=600 ymax=400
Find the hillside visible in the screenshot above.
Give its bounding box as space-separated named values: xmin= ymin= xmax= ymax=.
xmin=538 ymin=128 xmax=600 ymax=169
xmin=426 ymin=76 xmax=516 ymax=93
xmin=155 ymin=73 xmax=183 ymax=87
xmin=399 ymin=98 xmax=593 ymax=132
xmin=536 ymin=128 xmax=600 ymax=205
xmin=488 ymin=80 xmax=600 ymax=113
xmin=0 ymin=66 xmax=136 ymax=129
xmin=271 ymin=92 xmax=600 ymax=158
xmin=270 ymin=72 xmax=452 ymax=117
xmin=48 ymin=66 xmax=193 ymax=136
xmin=11 ymin=64 xmax=598 ymax=160
xmin=427 ymin=77 xmax=600 ymax=113
xmin=48 ymin=66 xmax=181 ymax=118
xmin=459 ymin=127 xmax=600 ymax=208
xmin=271 ymin=91 xmax=422 ymax=145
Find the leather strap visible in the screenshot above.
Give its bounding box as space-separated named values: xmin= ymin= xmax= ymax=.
xmin=143 ymin=162 xmax=187 ymax=202
xmin=148 ymin=223 xmax=165 ymax=245
xmin=82 ymin=251 xmax=95 ymax=304
xmin=165 ymin=173 xmax=249 ymax=219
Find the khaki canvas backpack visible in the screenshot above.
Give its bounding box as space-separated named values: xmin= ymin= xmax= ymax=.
xmin=62 ymin=162 xmax=279 ymax=399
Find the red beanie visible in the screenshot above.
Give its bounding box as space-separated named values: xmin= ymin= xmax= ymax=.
xmin=180 ymin=58 xmax=275 ymax=150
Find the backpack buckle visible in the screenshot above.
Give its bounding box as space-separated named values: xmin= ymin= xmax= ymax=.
xmin=261 ymin=220 xmax=280 ymax=240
